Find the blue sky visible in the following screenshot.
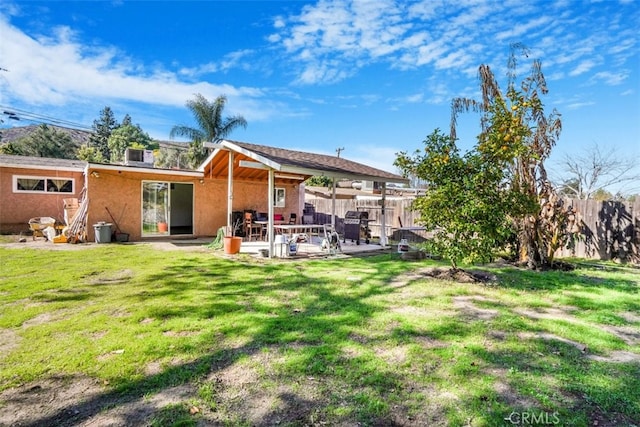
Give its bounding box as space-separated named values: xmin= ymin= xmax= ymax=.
xmin=0 ymin=0 xmax=638 ymax=188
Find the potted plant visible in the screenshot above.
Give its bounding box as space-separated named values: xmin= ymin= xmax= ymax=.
xmin=223 ymin=218 xmax=242 ymax=254
xmin=155 ymin=206 xmax=168 ymax=233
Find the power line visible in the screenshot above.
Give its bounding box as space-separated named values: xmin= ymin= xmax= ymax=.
xmin=0 ymin=105 xmax=93 ymax=131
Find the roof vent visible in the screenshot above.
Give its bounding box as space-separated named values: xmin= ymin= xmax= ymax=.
xmin=125 ymin=148 xmax=154 ymax=167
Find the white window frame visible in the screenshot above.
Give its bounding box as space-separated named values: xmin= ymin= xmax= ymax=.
xmin=141 ymin=180 xmax=170 ymax=236
xmin=274 ymin=187 xmax=286 ymax=207
xmin=13 ymin=175 xmax=75 ymax=194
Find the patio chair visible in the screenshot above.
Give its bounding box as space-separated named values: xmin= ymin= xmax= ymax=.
xmin=244 ymin=212 xmax=262 ymax=241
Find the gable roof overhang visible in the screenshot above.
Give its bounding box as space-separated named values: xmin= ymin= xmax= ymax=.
xmin=199 ymin=139 xmax=409 ymax=185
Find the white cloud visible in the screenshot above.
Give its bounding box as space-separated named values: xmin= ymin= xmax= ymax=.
xmin=435 ymin=50 xmax=472 ymax=70
xmin=495 ymin=16 xmax=552 ymax=41
xmin=1 ymin=0 xmax=638 ymax=137
xmin=0 ymin=1 xmax=21 ymax=17
xmin=406 ymin=0 xmax=442 ymax=20
xmin=591 ymin=70 xmax=628 ymax=86
xmin=296 ymin=58 xmax=353 ymax=85
xmin=266 ymin=0 xmax=639 ymax=95
xmin=178 ymin=49 xmax=256 ymax=77
xmin=566 ymin=101 xmax=595 ymax=110
xmin=414 ymin=41 xmax=448 ymax=67
xmin=404 ymin=93 xmax=424 ymax=103
xmin=0 ymin=17 xmax=271 ymax=122
xmin=569 ymin=60 xmax=597 ymax=76
xmin=273 ymin=16 xmax=286 ymax=29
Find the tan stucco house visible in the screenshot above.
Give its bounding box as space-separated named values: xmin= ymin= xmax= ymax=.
xmin=1 ymin=140 xmax=407 ymax=245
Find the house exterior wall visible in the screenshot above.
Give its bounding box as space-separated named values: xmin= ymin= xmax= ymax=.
xmin=0 ymin=165 xmax=85 ymax=233
xmin=85 ymin=168 xmax=302 ymax=242
xmin=86 ymin=169 xmax=206 ymax=241
xmin=233 ymin=180 xmax=301 ymax=220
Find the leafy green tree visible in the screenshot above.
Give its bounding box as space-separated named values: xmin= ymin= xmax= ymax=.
xmin=76 ymin=144 xmax=105 ymax=163
xmin=395 ymin=130 xmax=521 ymax=269
xmin=592 ymin=188 xmax=614 ymax=201
xmin=170 ymin=94 xmax=247 ymax=168
xmin=89 ymin=107 xmax=119 ymax=160
xmin=0 ymin=141 xmax=21 ymax=155
xmin=107 ymin=123 xmax=155 ymax=163
xmin=305 ymin=175 xmax=333 ymax=187
xmin=8 ymin=124 xmax=76 ymax=158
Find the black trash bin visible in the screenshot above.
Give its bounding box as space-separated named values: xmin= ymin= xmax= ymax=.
xmin=343 ymin=211 xmax=371 ymax=245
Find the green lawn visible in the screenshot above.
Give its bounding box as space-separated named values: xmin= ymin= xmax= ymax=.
xmin=0 ymin=244 xmax=638 ymax=426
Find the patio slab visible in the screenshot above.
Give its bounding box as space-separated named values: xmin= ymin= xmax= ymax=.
xmin=239 ymin=239 xmax=390 ymax=258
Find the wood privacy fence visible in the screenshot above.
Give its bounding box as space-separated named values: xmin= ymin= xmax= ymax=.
xmin=555 ymin=198 xmax=640 ymax=262
xmin=305 ymin=196 xmax=640 ymax=262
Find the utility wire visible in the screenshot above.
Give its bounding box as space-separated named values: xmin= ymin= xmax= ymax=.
xmin=0 ymin=104 xmax=92 ymax=131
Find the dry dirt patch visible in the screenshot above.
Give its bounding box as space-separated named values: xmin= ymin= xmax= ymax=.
xmin=453 ymin=295 xmax=501 ymax=320
xmin=84 ymin=269 xmax=134 ymax=285
xmin=0 ymin=376 xmax=106 ymax=426
xmin=21 ymin=309 xmax=72 ymax=328
xmin=0 ymin=328 xmax=21 ymax=356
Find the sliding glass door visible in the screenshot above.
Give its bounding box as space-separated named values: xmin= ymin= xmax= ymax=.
xmin=142 ymin=182 xmax=169 ymax=236
xmin=142 ymin=181 xmax=194 ymax=237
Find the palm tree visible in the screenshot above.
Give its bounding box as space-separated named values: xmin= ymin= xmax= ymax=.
xmin=170 ymin=94 xmax=247 ymax=168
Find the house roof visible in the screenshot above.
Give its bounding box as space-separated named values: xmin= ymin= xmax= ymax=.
xmin=0 ymin=154 xmax=87 ymax=172
xmin=200 ymin=139 xmax=409 ymax=185
xmin=1 ymin=137 xmax=410 ymax=185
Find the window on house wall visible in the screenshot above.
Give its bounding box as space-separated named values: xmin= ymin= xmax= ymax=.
xmin=14 ymin=176 xmax=74 ymax=193
xmin=274 ymin=187 xmax=286 ymax=207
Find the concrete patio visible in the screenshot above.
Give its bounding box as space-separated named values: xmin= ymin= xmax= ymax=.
xmin=238 ymin=238 xmax=391 ymax=258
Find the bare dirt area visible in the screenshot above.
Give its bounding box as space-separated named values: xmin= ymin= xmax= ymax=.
xmin=0 ymin=237 xmax=101 ymax=251
xmin=0 ymin=236 xmax=212 ymax=252
xmin=0 ymin=375 xmax=196 ymax=427
xmin=392 ymin=266 xmax=498 ymax=284
xmin=0 ymin=347 xmax=447 ymax=427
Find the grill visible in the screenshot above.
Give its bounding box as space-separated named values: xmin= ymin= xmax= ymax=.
xmin=343 ymin=211 xmax=371 ymax=245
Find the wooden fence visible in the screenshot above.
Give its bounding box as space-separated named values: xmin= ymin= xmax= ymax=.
xmin=555 ymin=198 xmax=640 ymax=262
xmin=306 ymin=196 xmax=640 ymax=262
